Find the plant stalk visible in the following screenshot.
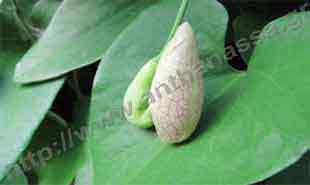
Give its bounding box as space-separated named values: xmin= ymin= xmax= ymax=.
xmin=47 ymin=111 xmax=68 ymax=127
xmin=11 ymin=0 xmax=36 ymax=43
xmin=158 ymin=0 xmax=189 ymax=59
xmin=166 ymin=0 xmax=189 ymax=43
xmin=68 ymin=71 xmax=84 ymax=100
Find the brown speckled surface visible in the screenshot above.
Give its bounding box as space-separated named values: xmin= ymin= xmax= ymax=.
xmin=150 ymin=22 xmax=204 ymax=143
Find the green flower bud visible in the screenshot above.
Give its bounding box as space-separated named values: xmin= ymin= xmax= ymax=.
xmin=123 ymin=57 xmax=158 ymax=128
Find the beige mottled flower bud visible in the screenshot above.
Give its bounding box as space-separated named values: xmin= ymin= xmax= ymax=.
xmin=150 ymin=22 xmax=204 ymax=144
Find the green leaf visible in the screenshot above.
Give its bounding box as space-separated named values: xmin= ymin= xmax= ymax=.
xmin=71 ymin=97 xmax=93 ymax=185
xmin=89 ymin=5 xmax=310 ymax=185
xmin=36 ymin=143 xmax=86 ymax=185
xmin=0 ymin=166 xmax=27 ymax=185
xmin=73 ymin=98 xmax=93 ymax=185
xmin=75 ymin=146 xmax=93 ymax=185
xmin=0 ymin=17 xmax=64 ymax=181
xmin=30 ymin=0 xmax=63 ymax=30
xmin=14 ymin=0 xmax=160 ymax=83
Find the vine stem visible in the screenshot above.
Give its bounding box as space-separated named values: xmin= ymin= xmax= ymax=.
xmin=67 ymin=71 xmax=84 ymax=100
xmin=158 ymin=0 xmax=189 ymax=59
xmin=152 ymin=0 xmax=189 ymax=69
xmin=47 ymin=111 xmax=68 ymax=127
xmin=166 ymin=0 xmax=189 ymax=43
xmin=11 ymin=0 xmax=36 ymax=43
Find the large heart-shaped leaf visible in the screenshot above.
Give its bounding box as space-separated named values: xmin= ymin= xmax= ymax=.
xmin=89 ymin=3 xmax=310 ymax=185
xmin=89 ymin=0 xmax=233 ymax=184
xmin=14 ymin=0 xmax=161 ymax=83
xmin=0 ymin=17 xmax=64 ymax=181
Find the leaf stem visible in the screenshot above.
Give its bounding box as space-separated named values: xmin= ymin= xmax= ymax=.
xmin=11 ymin=0 xmax=36 ymax=43
xmin=68 ymin=71 xmax=84 ymax=100
xmin=47 ymin=111 xmax=68 ymax=127
xmin=166 ymin=0 xmax=189 ymax=43
xmin=158 ymin=0 xmax=189 ymax=59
